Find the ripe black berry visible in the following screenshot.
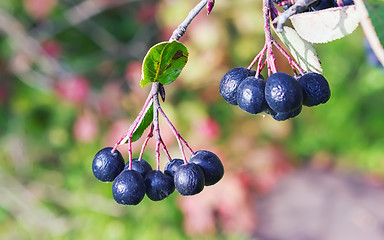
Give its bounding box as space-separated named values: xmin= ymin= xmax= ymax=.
xmin=124 ymin=158 xmax=152 ymax=177
xmin=164 ymin=158 xmax=184 ymax=177
xmin=338 ymin=0 xmax=354 ymax=6
xmin=144 ymin=170 xmax=175 ymax=201
xmin=189 ymin=150 xmax=224 ymax=186
xmin=219 ymin=67 xmax=256 ymax=105
xmin=265 ymin=72 xmax=303 ymax=113
xmin=174 ymin=163 xmax=205 ymax=196
xmin=92 ymin=147 xmax=125 ymax=182
xmin=112 ymin=170 xmax=146 ymax=205
xmin=236 ymin=76 xmax=268 ymax=114
xmin=267 ymin=105 xmax=302 ymax=121
xmin=298 ymin=72 xmax=331 ymax=107
xmin=311 ymin=0 xmax=335 ymax=11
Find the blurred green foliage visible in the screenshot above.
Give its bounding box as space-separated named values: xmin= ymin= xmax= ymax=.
xmin=0 ymin=0 xmax=384 ymax=239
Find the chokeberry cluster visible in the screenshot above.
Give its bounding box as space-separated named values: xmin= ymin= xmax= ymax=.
xmin=220 ymin=67 xmax=330 ymax=121
xmin=92 ymin=147 xmax=224 ymax=205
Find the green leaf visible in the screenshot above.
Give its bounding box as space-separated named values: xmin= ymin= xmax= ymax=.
xmin=275 ymin=26 xmax=323 ymax=74
xmin=290 ymin=6 xmax=359 ymax=44
xmin=140 ymin=41 xmax=188 ymax=87
xmin=120 ymin=103 xmax=153 ymax=144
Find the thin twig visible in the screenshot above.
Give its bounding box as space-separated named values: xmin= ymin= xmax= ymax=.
xmin=157 ymin=107 xmax=187 ymax=162
xmin=152 ymin=82 xmax=162 ymax=170
xmin=248 ymin=44 xmax=267 ymax=70
xmin=169 ymin=0 xmax=208 ymax=41
xmin=354 ymin=0 xmax=384 ymax=67
xmin=138 ymin=124 xmax=154 ymax=161
xmin=112 ymin=90 xmax=154 ymax=151
xmin=272 ymin=40 xmax=305 ymax=74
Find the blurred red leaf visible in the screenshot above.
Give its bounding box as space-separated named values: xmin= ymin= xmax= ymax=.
xmin=55 ymin=76 xmax=90 ymax=104
xmin=41 ymin=40 xmax=62 ymax=58
xmin=73 ymin=110 xmax=99 ymax=143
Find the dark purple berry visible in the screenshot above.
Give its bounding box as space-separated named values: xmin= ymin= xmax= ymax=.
xmin=92 ymin=147 xmax=125 ymax=182
xmin=267 ymin=105 xmax=302 ymax=121
xmin=144 ymin=170 xmax=175 ymax=201
xmin=219 ymin=67 xmax=256 ymax=105
xmin=164 ymin=158 xmax=184 ymax=177
xmin=174 ymin=163 xmax=205 ymax=196
xmin=342 ymin=0 xmax=354 ymax=6
xmin=311 ymin=0 xmax=335 ymax=11
xmin=236 ymin=76 xmax=268 ymax=114
xmin=124 ymin=158 xmax=152 ymax=177
xmin=265 ymin=72 xmax=303 ymax=113
xmin=112 ymin=170 xmax=146 ymax=205
xmin=189 ymin=150 xmax=224 ymax=186
xmin=298 ymin=72 xmax=331 ymax=106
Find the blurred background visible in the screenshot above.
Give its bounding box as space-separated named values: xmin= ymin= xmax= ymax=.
xmin=1 ymin=0 xmax=384 ymax=239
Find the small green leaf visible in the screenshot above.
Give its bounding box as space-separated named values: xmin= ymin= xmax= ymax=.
xmin=275 ymin=26 xmax=323 ymax=74
xmin=120 ymin=103 xmax=153 ymax=144
xmin=140 ymin=41 xmax=188 ymax=87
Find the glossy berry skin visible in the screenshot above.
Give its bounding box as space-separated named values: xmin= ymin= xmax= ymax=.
xmin=189 ymin=150 xmax=224 ymax=186
xmin=311 ymin=0 xmax=335 ymax=11
xmin=236 ymin=76 xmax=268 ymax=114
xmin=174 ymin=163 xmax=205 ymax=196
xmin=267 ymin=105 xmax=302 ymax=121
xmin=124 ymin=158 xmax=152 ymax=177
xmin=144 ymin=170 xmax=175 ymax=201
xmin=265 ymin=72 xmax=303 ymax=113
xmin=219 ymin=67 xmax=256 ymax=105
xmin=112 ymin=170 xmax=146 ymax=205
xmin=342 ymin=0 xmax=354 ymax=6
xmin=92 ymin=147 xmax=125 ymax=182
xmin=164 ymin=158 xmax=184 ymax=177
xmin=298 ymin=72 xmax=331 ymax=107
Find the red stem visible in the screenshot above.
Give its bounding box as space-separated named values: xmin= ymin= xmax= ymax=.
xmin=248 ymin=44 xmax=266 ymax=70
xmin=138 ymin=123 xmax=154 ymax=162
xmin=256 ymin=44 xmax=267 ymax=77
xmin=158 ymin=106 xmax=194 ymax=163
xmin=112 ymin=92 xmax=154 ymax=152
xmin=263 ymin=0 xmax=277 ymax=74
xmin=160 ymin=140 xmax=173 ymax=161
xmin=152 ymin=83 xmax=161 ymax=170
xmin=272 ymin=40 xmax=305 ymax=75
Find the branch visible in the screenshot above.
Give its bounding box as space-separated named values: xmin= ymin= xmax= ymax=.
xmin=169 ymin=0 xmax=208 ymax=41
xmin=354 ymin=0 xmax=384 ymax=67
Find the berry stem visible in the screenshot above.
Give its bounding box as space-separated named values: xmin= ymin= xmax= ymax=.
xmin=158 ymin=106 xmax=193 ymax=163
xmin=263 ymin=0 xmax=278 ymax=74
xmin=138 ymin=123 xmax=154 ymax=162
xmin=112 ymin=92 xmax=154 ymax=152
xmin=248 ymin=44 xmax=266 ymax=70
xmin=160 ymin=139 xmax=173 ymax=161
xmin=128 ymin=137 xmax=133 ymax=169
xmin=152 ymin=82 xmax=162 ymax=170
xmin=256 ymin=44 xmax=267 ymax=77
xmin=272 ymin=39 xmax=305 ymax=75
